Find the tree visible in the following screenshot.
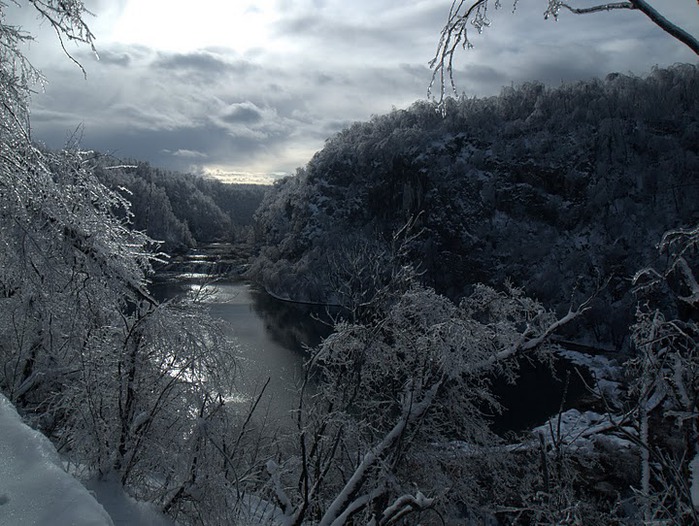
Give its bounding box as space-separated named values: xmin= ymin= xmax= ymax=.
xmin=627 ymin=225 xmax=699 ymax=523
xmin=265 ymin=275 xmax=594 ymax=524
xmin=0 ymin=0 xmax=156 ymax=416
xmin=430 ymin=0 xmax=699 ymax=107
xmin=0 ymin=6 xmax=250 ymax=525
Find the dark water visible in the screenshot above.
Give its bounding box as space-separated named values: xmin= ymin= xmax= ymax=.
xmin=151 ymin=274 xmax=589 ymax=434
xmin=489 ymin=358 xmax=590 ymax=436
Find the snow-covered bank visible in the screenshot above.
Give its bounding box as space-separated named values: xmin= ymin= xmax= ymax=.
xmin=0 ymin=395 xmax=112 ymax=526
xmin=84 ymin=479 xmax=175 ymax=526
xmin=557 ymin=347 xmax=624 ymax=404
xmin=0 ymin=395 xmax=179 ymax=526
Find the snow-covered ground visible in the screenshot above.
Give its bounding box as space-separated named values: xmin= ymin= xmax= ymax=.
xmin=0 ymin=395 xmax=174 ymax=526
xmin=529 ymin=348 xmax=633 ymax=452
xmin=0 ymin=394 xmax=112 ymax=526
xmin=83 ymin=479 xmax=175 ymax=526
xmin=557 ymin=347 xmax=624 ymax=405
xmin=691 ymin=452 xmax=699 ymax=508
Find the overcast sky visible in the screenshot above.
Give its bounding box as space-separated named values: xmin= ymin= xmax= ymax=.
xmin=12 ymin=0 xmax=699 ymax=184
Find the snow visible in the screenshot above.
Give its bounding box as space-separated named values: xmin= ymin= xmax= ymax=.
xmin=236 ymin=495 xmax=283 ymax=526
xmin=690 ymin=451 xmax=699 ymax=508
xmin=0 ymin=394 xmax=113 ymax=526
xmin=531 ymin=408 xmax=634 ymax=454
xmin=84 ymin=479 xmax=176 ymax=526
xmin=557 ymin=348 xmax=623 ymax=405
xmin=0 ymin=395 xmax=176 ymax=526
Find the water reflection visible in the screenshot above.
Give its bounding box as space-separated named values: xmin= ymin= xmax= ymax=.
xmin=248 ymin=288 xmax=336 ymax=353
xmin=150 ymin=277 xmax=331 ymax=423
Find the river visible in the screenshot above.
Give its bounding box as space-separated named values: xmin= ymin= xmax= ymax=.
xmin=152 ymin=269 xmax=591 ymax=435
xmin=151 ymin=274 xmax=333 ymax=425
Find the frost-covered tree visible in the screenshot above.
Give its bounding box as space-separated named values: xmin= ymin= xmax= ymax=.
xmin=251 ymin=65 xmax=699 ymax=344
xmin=0 ymin=0 xmax=154 ymax=412
xmin=431 ymin=0 xmax=699 ymax=106
xmin=0 ymin=5 xmax=249 ymax=524
xmin=266 ymin=278 xmax=593 ymax=524
xmin=628 ymin=225 xmax=699 ymax=523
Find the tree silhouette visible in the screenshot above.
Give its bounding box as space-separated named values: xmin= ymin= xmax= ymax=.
xmin=430 ymin=0 xmax=699 ymax=107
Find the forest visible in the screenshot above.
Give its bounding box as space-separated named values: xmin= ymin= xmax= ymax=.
xmin=1 ymin=1 xmax=699 ymax=525
xmin=249 ymin=65 xmax=699 ymax=348
xmin=93 ymin=158 xmax=267 ymax=252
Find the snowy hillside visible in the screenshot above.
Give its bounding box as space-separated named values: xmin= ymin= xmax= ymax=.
xmin=250 ymin=65 xmax=699 ymax=347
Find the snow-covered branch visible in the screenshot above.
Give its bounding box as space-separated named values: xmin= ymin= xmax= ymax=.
xmin=630 ymin=0 xmax=699 ymax=55
xmin=555 ymin=2 xmax=633 ymax=15
xmin=471 ymin=289 xmax=595 ymax=371
xmin=318 ymin=381 xmax=441 ymax=526
xmin=555 ymin=0 xmax=699 ymax=55
xmin=370 ymin=491 xmax=435 ymax=525
xmin=431 ymin=0 xmax=699 ymax=107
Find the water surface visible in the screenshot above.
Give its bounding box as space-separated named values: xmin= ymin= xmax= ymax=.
xmin=152 ymin=276 xmax=331 ymax=424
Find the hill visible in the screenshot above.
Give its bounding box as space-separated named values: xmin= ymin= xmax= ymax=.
xmin=249 ymin=64 xmax=699 ymax=346
xmin=95 ymin=160 xmax=268 ymax=253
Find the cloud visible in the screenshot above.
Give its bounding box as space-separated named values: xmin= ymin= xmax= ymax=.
xmin=95 ymin=49 xmax=132 ymax=67
xmin=169 ymin=149 xmax=208 ymax=159
xmin=219 ymin=102 xmax=265 ymax=124
xmin=154 ymin=51 xmax=227 ymax=71
xmin=20 ymin=0 xmax=699 ymax=182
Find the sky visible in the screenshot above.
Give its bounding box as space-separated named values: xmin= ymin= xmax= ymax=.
xmin=10 ymin=0 xmax=699 ymax=184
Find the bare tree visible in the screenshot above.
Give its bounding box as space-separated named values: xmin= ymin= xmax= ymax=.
xmin=430 ymin=0 xmax=699 ymax=107
xmin=266 ymin=280 xmax=594 ymax=524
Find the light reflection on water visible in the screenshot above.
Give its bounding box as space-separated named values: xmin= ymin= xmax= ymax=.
xmin=152 ymin=277 xmax=331 ymax=425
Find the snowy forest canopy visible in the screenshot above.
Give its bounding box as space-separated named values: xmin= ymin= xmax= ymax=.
xmin=93 ymin=159 xmax=267 ymax=252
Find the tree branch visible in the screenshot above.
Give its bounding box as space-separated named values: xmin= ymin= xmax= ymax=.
xmin=557 ymin=0 xmax=699 ymax=55
xmin=557 ymin=2 xmax=634 ymax=16
xmin=430 ymin=0 xmax=699 ymax=110
xmin=317 ymin=381 xmax=442 ymax=526
xmin=630 ymin=0 xmax=699 ymax=55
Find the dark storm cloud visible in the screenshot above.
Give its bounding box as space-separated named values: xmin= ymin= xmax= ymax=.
xmin=315 ymin=72 xmax=335 ymax=85
xmin=77 ymin=45 xmax=257 ymax=79
xmin=434 ymin=2 xmax=699 ymax=98
xmin=274 ymin=2 xmax=447 ymax=46
xmin=525 ymin=51 xmax=612 ymax=86
xmin=322 ymin=119 xmax=353 ymax=135
xmin=70 ymin=120 xmax=290 ymax=174
xmin=96 ymin=49 xmax=132 ymax=67
xmin=153 ymin=51 xmax=234 ymax=74
xmin=274 ymin=14 xmax=423 ymax=54
xmin=74 ymin=43 xmax=153 ymax=67
xmin=450 ymin=47 xmax=612 ymax=97
xmin=275 ymin=14 xmax=321 ymax=35
xmin=461 ymin=64 xmax=510 ymax=87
